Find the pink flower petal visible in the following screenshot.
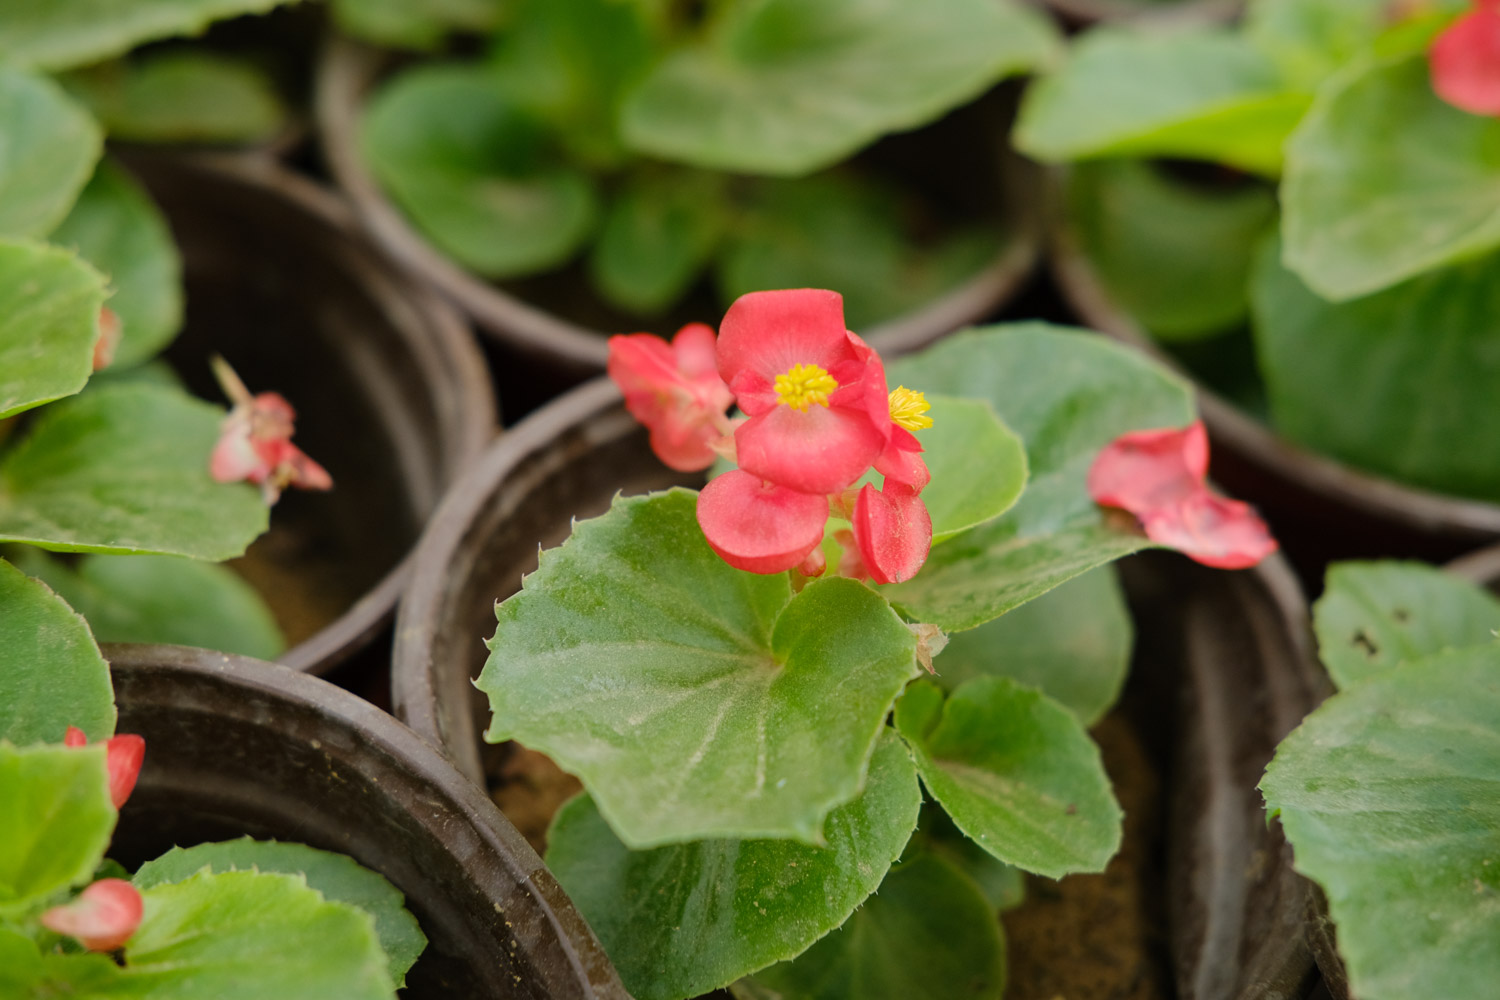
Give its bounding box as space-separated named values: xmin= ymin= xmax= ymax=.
xmin=1141 ymin=491 xmax=1278 ymax=570
xmin=852 ymin=482 xmax=933 ymax=585
xmin=718 ymin=289 xmax=858 ymax=410
xmin=609 ymin=328 xmax=733 ymax=472
xmin=874 ymin=427 xmax=930 ymax=492
xmin=672 ymin=322 xmax=721 ymax=381
xmin=1432 ymin=3 xmax=1500 ymax=116
xmin=736 ymin=402 xmax=886 ymax=496
xmin=63 ymin=729 xmax=145 ymax=809
xmin=696 ymin=469 xmax=829 ymax=575
xmin=41 ymin=879 xmax=143 ymax=952
xmin=64 ymin=726 xmax=87 ymax=748
xmin=1087 ymin=421 xmax=1208 ymax=514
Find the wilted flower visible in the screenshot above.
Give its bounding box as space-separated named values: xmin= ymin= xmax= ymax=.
xmin=208 ymin=356 xmax=333 ymax=505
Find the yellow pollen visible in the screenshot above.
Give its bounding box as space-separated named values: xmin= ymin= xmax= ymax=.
xmin=775 ymin=363 xmax=839 ymax=412
xmin=888 ymin=386 xmax=933 ymax=431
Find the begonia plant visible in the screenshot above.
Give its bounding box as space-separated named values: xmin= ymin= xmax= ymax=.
xmin=473 ymin=288 xmax=1275 ymax=999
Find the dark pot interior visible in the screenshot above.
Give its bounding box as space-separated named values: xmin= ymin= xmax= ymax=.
xmin=106 ymin=643 xmax=628 ymax=999
xmin=121 ymin=152 xmax=495 ymax=674
xmin=392 ymin=378 xmax=1326 ymax=999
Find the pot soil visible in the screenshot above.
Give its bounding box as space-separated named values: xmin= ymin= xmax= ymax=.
xmin=314 ymin=36 xmax=1041 ymax=394
xmin=105 ymin=642 xmax=627 ymax=999
xmin=391 ymin=378 xmax=1325 ymax=999
xmin=122 ymin=151 xmax=495 ymax=674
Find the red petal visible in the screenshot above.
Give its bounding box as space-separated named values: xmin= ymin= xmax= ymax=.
xmin=282 ymin=447 xmax=334 ymax=492
xmin=104 ymin=734 xmax=145 ymax=809
xmin=672 ymin=322 xmax=720 ymax=381
xmin=1432 ymin=5 xmax=1500 ymax=116
xmin=852 ymin=482 xmax=933 ymax=585
xmin=609 ymin=333 xmax=684 ymax=426
xmin=210 ymin=413 xmax=267 ymax=484
xmin=1141 ymin=490 xmax=1278 ymax=570
xmin=874 ymin=428 xmax=930 ymax=492
xmin=1087 ymin=421 xmax=1208 ymax=514
xmin=696 ymin=470 xmax=828 ymax=575
xmin=41 ymin=879 xmax=143 ymax=952
xmin=736 ymin=402 xmax=886 ymax=496
xmin=718 ymin=290 xmax=857 ymax=406
xmin=610 ymin=330 xmax=732 ymax=471
xmin=64 ymin=726 xmax=87 ymax=748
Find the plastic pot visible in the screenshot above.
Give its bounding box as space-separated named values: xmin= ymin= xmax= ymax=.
xmin=391 ymin=377 xmax=1325 ymax=998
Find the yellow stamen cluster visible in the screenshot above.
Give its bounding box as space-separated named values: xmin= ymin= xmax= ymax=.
xmin=775 ymin=363 xmax=839 ymax=412
xmin=888 ymin=386 xmax=933 ymax=431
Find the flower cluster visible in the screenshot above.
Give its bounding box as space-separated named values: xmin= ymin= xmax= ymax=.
xmin=609 ymin=289 xmax=934 ymax=583
xmin=1431 ymin=0 xmax=1500 ymax=117
xmin=208 ymin=356 xmax=332 ymax=505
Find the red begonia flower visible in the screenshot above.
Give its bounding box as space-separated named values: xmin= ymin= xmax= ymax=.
xmin=1431 ymin=1 xmax=1500 ymax=116
xmin=209 ymin=357 xmax=333 ymax=505
xmin=91 ymin=307 xmax=122 ymax=372
xmin=873 ymin=386 xmax=934 ymax=492
xmin=852 ymin=481 xmax=933 ymax=585
xmin=609 ymin=323 xmax=735 ymax=472
xmin=1140 ymin=492 xmax=1278 ymax=570
xmin=41 ymin=879 xmax=143 ymax=952
xmin=65 ymin=726 xmax=145 ymax=809
xmin=718 ymin=290 xmax=887 ymax=496
xmin=696 ymin=469 xmax=829 ymax=575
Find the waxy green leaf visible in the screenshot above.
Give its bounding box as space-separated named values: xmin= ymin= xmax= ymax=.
xmin=912 ymin=805 xmax=1025 ymax=913
xmin=1261 ymin=647 xmax=1500 ymax=1000
xmin=589 ymin=168 xmax=728 ymax=315
xmin=0 ymin=558 xmax=114 ymax=746
xmin=0 ymin=743 xmax=114 ymax=915
xmin=0 ymin=384 xmax=268 ymax=558
xmin=622 ymin=0 xmax=1058 ymax=175
xmin=738 ymin=853 xmax=1007 ymax=1000
xmin=0 ymin=68 xmax=101 ymax=238
xmin=894 ymin=679 xmax=1121 ymax=879
xmin=481 ymin=489 xmax=918 ymax=847
xmin=882 ymin=324 xmax=1195 ymax=632
xmin=62 ymin=53 xmax=285 ymax=145
xmin=546 ymin=730 xmax=922 ymax=1000
xmin=1313 ymin=561 xmax=1500 ymax=691
xmin=0 ymin=240 xmax=107 ymax=419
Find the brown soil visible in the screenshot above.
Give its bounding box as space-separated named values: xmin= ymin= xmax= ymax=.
xmin=228 ymin=520 xmax=353 ymax=648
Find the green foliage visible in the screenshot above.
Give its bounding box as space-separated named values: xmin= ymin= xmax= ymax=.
xmin=333 ymin=0 xmax=510 ymax=50
xmin=738 ymin=853 xmax=1006 ymax=1000
xmin=0 ymin=68 xmax=102 ymax=239
xmin=894 ymin=679 xmax=1120 ymax=879
xmin=61 ymin=52 xmax=285 ymax=144
xmin=481 ymin=489 xmax=918 ymax=847
xmin=911 ymin=805 xmax=1026 ymax=912
xmin=0 ymin=559 xmax=114 ymax=746
xmin=589 ymin=168 xmax=728 ymax=314
xmin=1262 ymin=646 xmax=1500 ymax=1000
xmin=0 ymin=743 xmax=114 ymax=915
xmin=0 ymin=240 xmax=107 ymax=419
xmin=0 ymin=384 xmax=268 ymax=557
xmin=11 ymin=550 xmax=284 ymax=661
xmin=545 ymin=730 xmax=922 ymax=1000
xmin=135 ymin=839 xmax=426 ymax=987
xmin=621 ymin=0 xmax=1058 ymax=176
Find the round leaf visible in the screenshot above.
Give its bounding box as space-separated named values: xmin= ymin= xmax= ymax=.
xmin=589 ymin=168 xmax=728 ymax=315
xmin=0 ymin=743 xmax=114 ymax=915
xmin=0 ymin=239 xmax=107 ymax=419
xmin=0 ymin=67 xmax=101 ymax=238
xmin=61 ymin=53 xmax=285 ymax=145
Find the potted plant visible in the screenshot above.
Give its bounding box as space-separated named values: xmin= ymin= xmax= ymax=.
xmin=315 ymin=0 xmax=1058 ymax=384
xmin=1011 ymin=0 xmax=1500 ymax=572
xmin=391 ymin=288 xmax=1321 ymax=997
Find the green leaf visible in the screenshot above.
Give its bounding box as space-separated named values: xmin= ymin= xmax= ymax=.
xmin=1313 ymin=561 xmax=1500 ymax=691
xmin=1063 ymin=159 xmax=1278 ymax=341
xmin=10 ymin=549 xmax=284 ymax=661
xmin=589 ymin=168 xmax=728 ymax=315
xmin=894 ymin=679 xmax=1121 ymax=879
xmin=1243 ymin=0 xmax=1409 ymax=91
xmin=0 ymin=926 xmax=117 ymax=997
xmin=0 ymin=0 xmax=297 ymax=72
xmin=1014 ymin=27 xmax=1306 ymax=176
xmin=622 ymin=0 xmax=1059 ymax=175
xmin=716 ymin=172 xmax=1000 ymax=331
xmin=545 ymin=730 xmax=922 ymax=1000
xmin=332 ymin=0 xmax=509 ymax=50
xmin=480 ymin=489 xmax=919 ymax=847
xmin=1252 ymin=236 xmax=1500 ymax=501
xmin=894 ymin=396 xmax=1026 ymax=545
xmin=361 ymin=62 xmax=599 ymax=279
xmin=0 ymin=240 xmax=108 ymax=419
xmin=933 ymin=567 xmax=1131 ymax=727
xmin=0 ymin=743 xmax=114 ymax=914
xmin=0 ymin=384 xmax=269 ymax=558
xmin=0 ymin=558 xmax=114 ymax=746
xmin=134 ymin=838 xmax=426 ymax=988
xmin=60 ymin=53 xmax=285 ymax=145
xmin=738 ymin=853 xmax=1007 ymax=1000
xmin=914 ymin=805 xmax=1026 ymax=913
xmin=881 ymin=324 xmax=1195 ymax=632
xmin=0 ymin=67 xmax=102 ymax=238
xmin=1281 ymin=55 xmax=1500 ymax=300
xmin=1261 ymin=647 xmax=1500 ymax=1000
xmin=49 ymin=160 xmax=183 ymax=368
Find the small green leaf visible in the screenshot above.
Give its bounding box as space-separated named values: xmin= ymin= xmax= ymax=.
xmin=49 ymin=159 xmax=183 ymax=368
xmin=60 ymin=53 xmax=285 ymax=145
xmin=915 ymin=804 xmax=1026 ymax=913
xmin=10 ymin=549 xmax=284 ymax=661
xmin=894 ymin=679 xmax=1122 ymax=879
xmin=739 ymin=853 xmax=1007 ymax=1000
xmin=898 ymin=396 xmax=1026 ymax=545
xmin=0 ymin=384 xmax=269 ymax=558
xmin=1244 ymin=0 xmax=1409 ymax=91
xmin=545 ymin=730 xmax=922 ymax=1000
xmin=135 ymin=838 xmax=426 ymax=988
xmin=332 ymin=0 xmax=510 ymax=50
xmin=360 ymin=62 xmax=599 ymax=279
xmin=622 ymin=0 xmax=1059 ymax=175
xmin=0 ymin=67 xmax=102 ymax=238
xmin=0 ymin=558 xmax=114 ymax=746
xmin=589 ymin=168 xmax=728 ymax=315
xmin=1261 ymin=647 xmax=1500 ymax=1000
xmin=0 ymin=239 xmax=107 ymax=419
xmin=481 ymin=489 xmax=918 ymax=847
xmin=934 ymin=567 xmax=1131 ymax=727
xmin=1252 ymin=236 xmax=1500 ymax=501
xmin=881 ymin=324 xmax=1195 ymax=632
xmin=0 ymin=742 xmax=114 ymax=914
xmin=1313 ymin=561 xmax=1500 ymax=691
xmin=1014 ymin=27 xmax=1305 ymax=176
xmin=1281 ymin=55 xmax=1500 ymax=300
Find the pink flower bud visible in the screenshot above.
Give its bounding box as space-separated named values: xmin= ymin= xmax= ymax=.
xmin=1431 ymin=2 xmax=1500 ymax=116
xmin=64 ymin=727 xmax=145 ymax=809
xmin=40 ymin=879 xmax=143 ymax=952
